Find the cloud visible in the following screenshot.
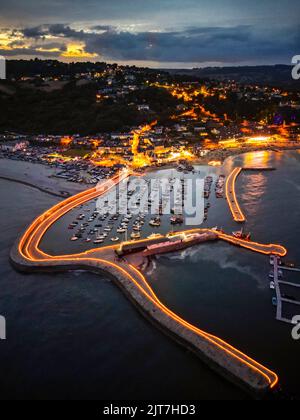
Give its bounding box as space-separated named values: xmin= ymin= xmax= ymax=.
xmin=0 ymin=0 xmax=299 ymax=65
xmin=1 ymin=23 xmax=299 ymax=65
xmin=1 ymin=0 xmax=300 ymax=28
xmin=84 ymin=24 xmax=300 ymax=64
xmin=90 ymin=25 xmax=115 ymax=32
xmin=0 ymin=47 xmax=61 ymax=57
xmin=22 ymin=24 xmax=86 ymax=39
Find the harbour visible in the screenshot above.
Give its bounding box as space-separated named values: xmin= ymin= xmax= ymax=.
xmin=1 ymin=149 xmax=300 ymax=398
xmin=9 ymin=149 xmax=295 ymax=398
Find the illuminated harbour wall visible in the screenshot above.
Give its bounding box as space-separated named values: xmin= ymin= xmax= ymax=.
xmin=10 ymin=169 xmax=288 ymax=397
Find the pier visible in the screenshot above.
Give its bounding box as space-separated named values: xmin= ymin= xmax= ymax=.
xmin=272 ymin=257 xmax=300 ymax=324
xmin=225 ymin=167 xmax=246 ymax=223
xmin=218 ymin=233 xmax=287 ymax=257
xmin=11 ymin=242 xmax=279 ymax=396
xmin=114 ymin=228 xmax=286 ymax=258
xmin=281 ymin=266 xmax=300 ymax=273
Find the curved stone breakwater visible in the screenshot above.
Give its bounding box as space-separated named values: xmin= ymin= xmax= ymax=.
xmin=10 ymin=169 xmax=284 ymax=398
xmin=226 ymin=167 xmax=247 ymax=223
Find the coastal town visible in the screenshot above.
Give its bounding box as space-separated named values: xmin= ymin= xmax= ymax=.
xmin=1 ymin=61 xmax=300 ymax=192
xmin=0 ymin=50 xmax=299 ymax=403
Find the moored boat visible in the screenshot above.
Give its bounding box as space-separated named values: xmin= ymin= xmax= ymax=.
xmin=111 ymin=237 xmax=120 ymax=242
xmin=131 ymin=232 xmax=141 ymax=240
xmin=232 ymin=229 xmax=251 ymax=241
xmin=149 ymin=217 xmax=161 ymax=227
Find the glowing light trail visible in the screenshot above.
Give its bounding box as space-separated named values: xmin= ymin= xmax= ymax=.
xmin=226 ymin=167 xmax=246 ymax=223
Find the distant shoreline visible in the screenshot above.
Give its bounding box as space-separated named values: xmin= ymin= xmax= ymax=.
xmin=195 ymin=144 xmax=300 ymax=165
xmin=189 ymin=145 xmax=299 ymax=167
xmin=144 ymin=144 xmax=300 ymax=174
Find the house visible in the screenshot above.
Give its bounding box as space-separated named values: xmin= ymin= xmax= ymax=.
xmin=1 ymin=140 xmax=29 ymax=152
xmin=137 ymin=104 xmax=150 ymax=112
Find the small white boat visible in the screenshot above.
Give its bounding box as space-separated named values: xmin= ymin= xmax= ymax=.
xmin=149 ymin=217 xmax=161 ymax=227
xmin=111 ymin=237 xmax=120 ymax=242
xmin=70 ymin=236 xmax=79 ymax=241
xmin=131 ymin=232 xmax=141 ymax=240
xmin=117 ymin=228 xmax=127 ymax=233
xmin=147 ymin=233 xmax=161 ymax=239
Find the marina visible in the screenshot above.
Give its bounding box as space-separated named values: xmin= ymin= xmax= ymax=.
xmin=38 ymin=165 xmax=229 ymax=255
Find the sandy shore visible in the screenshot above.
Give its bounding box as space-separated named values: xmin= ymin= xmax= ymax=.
xmin=0 ymin=158 xmax=86 ymax=197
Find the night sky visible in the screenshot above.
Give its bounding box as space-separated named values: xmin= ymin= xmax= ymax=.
xmin=0 ymin=0 xmax=299 ymax=67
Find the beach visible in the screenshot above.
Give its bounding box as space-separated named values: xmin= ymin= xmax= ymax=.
xmin=0 ymin=158 xmax=86 ymax=197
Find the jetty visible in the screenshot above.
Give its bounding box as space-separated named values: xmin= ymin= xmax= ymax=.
xmin=225 ymin=167 xmax=246 ymax=223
